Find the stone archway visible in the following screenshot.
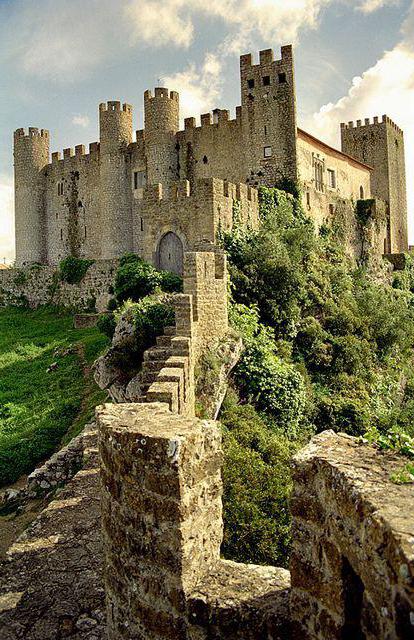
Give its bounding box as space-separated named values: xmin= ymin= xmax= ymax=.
xmin=157 ymin=232 xmax=184 ymax=275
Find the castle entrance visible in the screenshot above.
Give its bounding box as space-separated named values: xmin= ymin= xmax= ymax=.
xmin=157 ymin=232 xmax=184 ymax=275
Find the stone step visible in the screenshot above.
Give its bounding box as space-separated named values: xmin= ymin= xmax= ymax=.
xmin=142 ymin=360 xmax=165 ymax=373
xmin=164 ymin=326 xmax=176 ymax=336
xmin=156 ymin=335 xmax=172 ymax=347
xmin=142 ymin=371 xmax=159 ymax=385
xmin=143 ymin=347 xmax=172 ymax=362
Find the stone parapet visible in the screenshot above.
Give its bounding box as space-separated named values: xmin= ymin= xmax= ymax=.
xmin=290 ymin=430 xmax=414 ymax=639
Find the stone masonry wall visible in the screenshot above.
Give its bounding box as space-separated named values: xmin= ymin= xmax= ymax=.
xmin=97 ymin=402 xmax=291 ymax=640
xmin=0 ymin=260 xmax=117 ymax=312
xmin=135 ymin=178 xmax=258 ymax=263
xmin=290 ymin=430 xmax=414 ymax=639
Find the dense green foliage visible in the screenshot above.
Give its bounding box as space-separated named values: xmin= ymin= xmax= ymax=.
xmin=59 ymin=256 xmax=94 ymax=284
xmin=220 ymin=185 xmax=414 ymax=566
xmin=114 ymin=253 xmax=182 ymax=302
xmin=0 ymin=307 xmax=109 ymax=486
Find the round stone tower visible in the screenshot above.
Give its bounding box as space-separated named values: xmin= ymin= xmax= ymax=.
xmin=13 ymin=127 xmax=49 ymax=265
xmin=99 ymin=101 xmax=133 ymax=259
xmin=144 ymin=88 xmax=179 ymax=191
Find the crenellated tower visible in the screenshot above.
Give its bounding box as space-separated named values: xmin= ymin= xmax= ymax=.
xmin=144 ymin=88 xmax=179 ymax=192
xmin=240 ymin=46 xmax=298 ymax=187
xmin=99 ymin=101 xmax=133 ymax=259
xmin=13 ymin=127 xmax=49 ymax=265
xmin=341 ymin=115 xmax=408 ymax=253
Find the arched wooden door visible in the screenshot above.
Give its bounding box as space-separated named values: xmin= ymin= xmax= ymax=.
xmin=157 ymin=232 xmax=184 ymax=275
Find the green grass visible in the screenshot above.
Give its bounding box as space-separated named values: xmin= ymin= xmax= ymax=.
xmin=0 ymin=306 xmax=110 ymax=486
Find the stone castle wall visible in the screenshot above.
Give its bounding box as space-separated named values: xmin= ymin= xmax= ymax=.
xmin=290 ymin=430 xmax=414 ymax=639
xmin=0 ymin=260 xmax=116 ymax=312
xmin=135 ymin=178 xmax=258 ymax=262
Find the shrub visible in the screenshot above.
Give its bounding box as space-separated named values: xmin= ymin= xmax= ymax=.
xmin=59 ymin=256 xmax=94 ymax=284
xmin=115 ymin=257 xmax=161 ymax=302
xmin=221 ymin=390 xmax=299 ymax=567
xmin=132 ymin=298 xmax=175 ymax=359
xmin=159 ymin=270 xmax=183 ymax=293
xmin=97 ymin=312 xmax=116 ymax=339
xmin=107 ymin=297 xmax=118 ymax=311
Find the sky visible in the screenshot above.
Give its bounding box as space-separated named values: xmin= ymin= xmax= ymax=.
xmin=1 ymin=0 xmax=414 ymax=263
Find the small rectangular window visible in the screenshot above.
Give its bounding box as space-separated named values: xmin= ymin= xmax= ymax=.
xmin=314 ymin=158 xmax=324 ymax=192
xmin=140 ymin=217 xmax=143 ymax=232
xmin=306 ymin=191 xmax=311 ymax=207
xmin=60 ymin=229 xmax=63 ymax=241
xmin=247 ymin=78 xmax=255 ymax=89
xmin=263 ymin=75 xmax=270 ymax=86
xmin=329 ymin=204 xmax=335 ymax=216
xmin=327 ymin=169 xmax=336 ymax=189
xmin=134 ymin=171 xmax=146 ymax=189
xmin=264 ymin=146 xmax=272 ymax=158
xmin=278 ymin=72 xmax=287 ymax=84
xmin=264 ymin=125 xmax=268 ymax=136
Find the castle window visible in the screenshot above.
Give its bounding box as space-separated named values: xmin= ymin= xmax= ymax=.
xmin=329 ymin=204 xmax=335 ymax=216
xmin=264 ymin=125 xmax=268 ymax=136
xmin=360 ymin=185 xmax=365 ymax=199
xmin=60 ymin=229 xmax=63 ymax=241
xmin=140 ymin=217 xmax=143 ymax=232
xmin=306 ymin=192 xmax=311 ymax=208
xmin=84 ymin=226 xmax=87 ymax=239
xmin=57 ymin=182 xmax=63 ymax=196
xmin=203 ymin=155 xmax=208 ymax=164
xmin=134 ymin=171 xmax=146 ymax=190
xmin=327 ymin=169 xmax=336 ymax=189
xmin=278 ymin=72 xmax=287 ymax=84
xmin=264 ymin=146 xmax=272 ymax=158
xmin=314 ymin=158 xmax=324 ymax=192
xmin=263 ymin=75 xmax=270 ymax=86
xmin=247 ymin=79 xmax=255 ymax=89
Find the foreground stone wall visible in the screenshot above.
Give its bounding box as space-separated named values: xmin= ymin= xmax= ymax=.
xmin=290 ymin=430 xmax=414 ymax=639
xmin=97 ymin=402 xmax=290 ymax=640
xmin=0 ymin=260 xmax=117 ymax=312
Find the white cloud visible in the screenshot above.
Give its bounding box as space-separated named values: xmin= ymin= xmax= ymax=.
xmin=161 ymin=53 xmax=223 ymax=120
xmin=356 ymin=0 xmax=399 ymax=13
xmin=0 ymin=175 xmax=15 ymax=264
xmin=72 ymin=115 xmax=90 ymax=128
xmin=304 ymin=0 xmax=414 ymax=240
xmin=4 ymin=0 xmax=393 ymax=80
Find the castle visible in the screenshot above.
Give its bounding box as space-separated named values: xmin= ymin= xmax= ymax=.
xmin=14 ymin=45 xmax=408 ymax=273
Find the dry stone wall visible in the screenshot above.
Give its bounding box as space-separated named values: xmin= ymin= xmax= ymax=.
xmin=0 ymin=260 xmax=117 ymax=312
xmin=290 ymin=430 xmax=414 ymax=639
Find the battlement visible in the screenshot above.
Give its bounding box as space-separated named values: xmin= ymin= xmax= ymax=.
xmin=50 ymin=142 xmax=100 ymax=164
xmin=144 ymin=87 xmax=179 ymax=102
xmin=99 ymin=101 xmax=132 ymax=114
xmin=341 ymin=114 xmax=403 ymax=135
xmin=14 ymin=127 xmax=49 ymax=142
xmin=143 ymin=178 xmax=258 ymax=204
xmin=240 ymin=45 xmax=293 ymax=69
xmin=183 ymin=106 xmax=242 ymax=131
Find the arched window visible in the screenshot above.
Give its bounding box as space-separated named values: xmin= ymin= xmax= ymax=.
xmin=359 ymin=185 xmax=364 ymax=200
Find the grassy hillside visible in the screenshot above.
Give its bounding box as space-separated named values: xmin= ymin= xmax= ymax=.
xmin=0 ymin=306 xmax=109 ymax=486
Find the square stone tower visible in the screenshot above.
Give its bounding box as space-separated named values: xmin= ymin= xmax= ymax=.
xmin=341 ymin=116 xmax=408 ymax=253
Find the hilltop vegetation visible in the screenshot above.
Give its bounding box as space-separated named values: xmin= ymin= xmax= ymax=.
xmin=217 ymin=186 xmax=414 ymax=567
xmin=0 ymin=307 xmax=109 ymax=486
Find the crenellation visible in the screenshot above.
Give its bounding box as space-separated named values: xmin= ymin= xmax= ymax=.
xmin=63 ymin=147 xmax=74 ymax=158
xmin=200 ymin=113 xmax=212 ymax=126
xmin=75 ymin=144 xmax=85 ymax=156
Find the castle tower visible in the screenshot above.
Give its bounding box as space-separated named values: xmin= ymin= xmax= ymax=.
xmin=341 ymin=115 xmax=408 ymax=253
xmin=144 ymin=88 xmax=179 ymax=191
xmin=99 ymin=101 xmax=133 ymax=259
xmin=240 ymin=46 xmax=298 ymax=187
xmin=13 ymin=127 xmax=49 ymax=265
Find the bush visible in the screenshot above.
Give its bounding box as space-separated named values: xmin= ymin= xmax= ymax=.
xmin=159 ymin=270 xmax=183 ymax=293
xmin=115 ymin=257 xmax=161 ymax=302
xmin=97 ymin=312 xmax=116 ymax=339
xmin=221 ymin=390 xmax=299 ymax=567
xmin=59 ymin=256 xmax=94 ymax=284
xmin=132 ymin=298 xmax=175 ymax=359
xmin=115 ymin=254 xmax=183 ymax=302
